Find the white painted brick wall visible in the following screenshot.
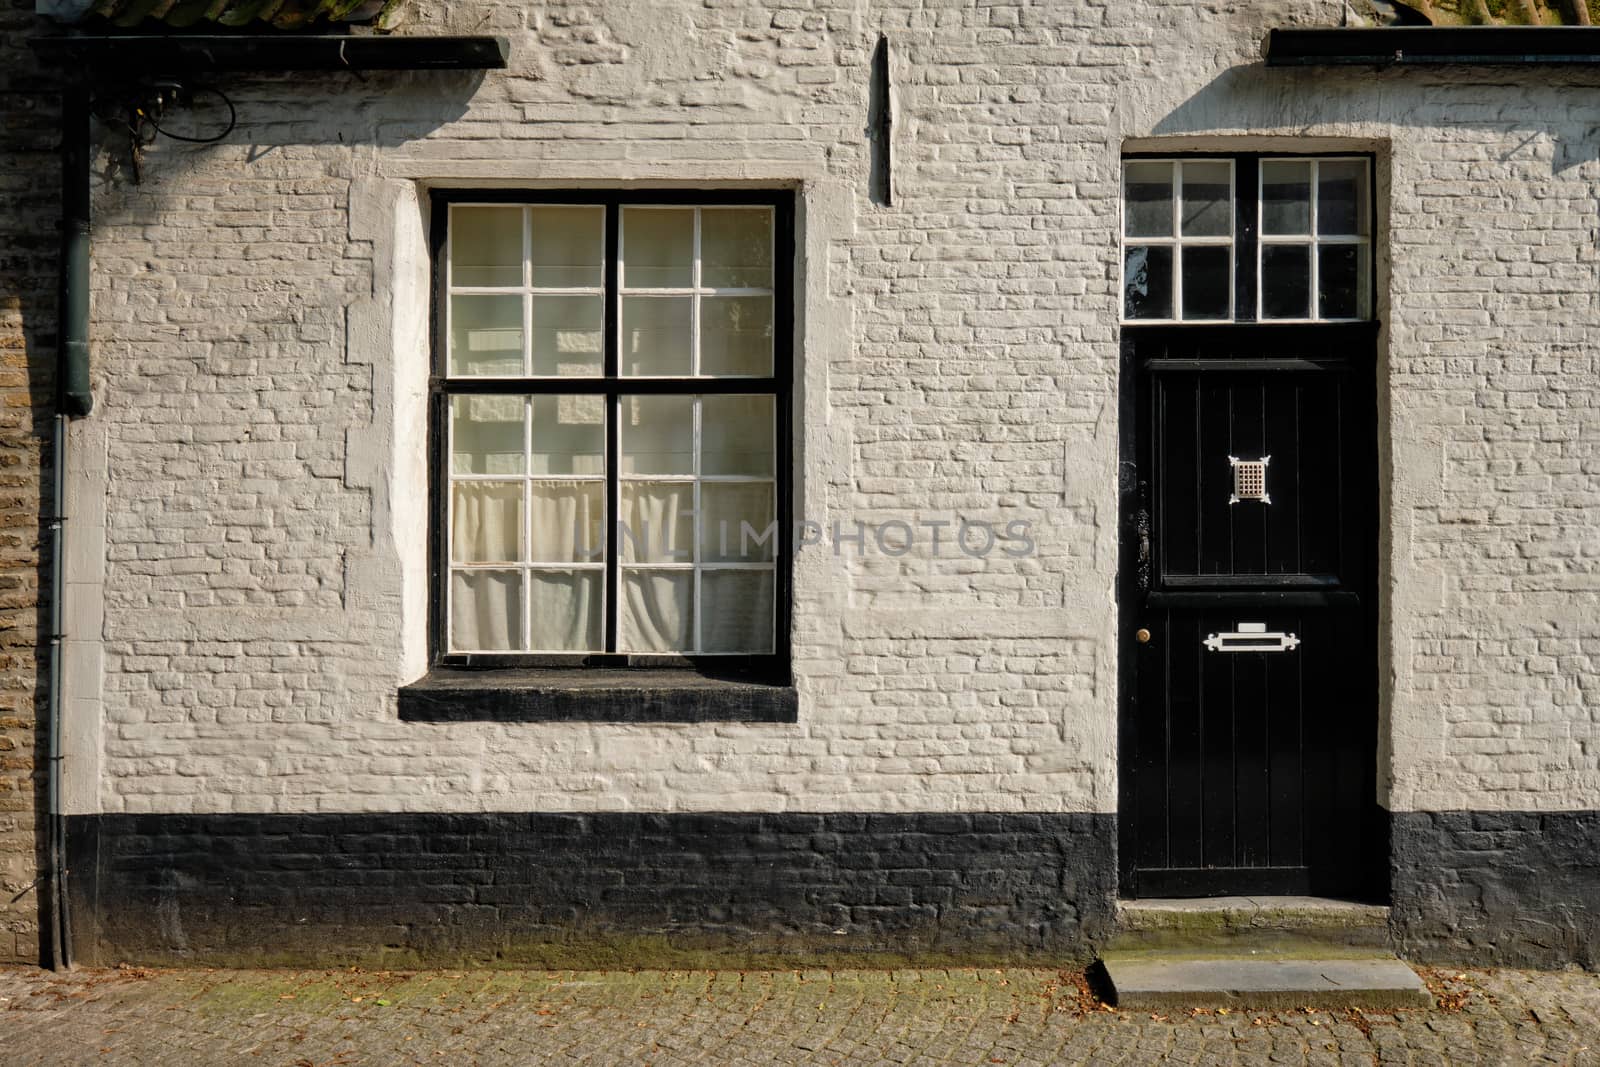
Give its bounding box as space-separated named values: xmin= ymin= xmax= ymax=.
xmin=67 ymin=0 xmax=1600 ymax=817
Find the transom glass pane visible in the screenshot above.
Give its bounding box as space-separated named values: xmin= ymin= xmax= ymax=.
xmin=1124 ymin=162 xmax=1173 ymax=238
xmin=1123 ymin=245 xmax=1173 ymax=320
xmin=1318 ymin=161 xmax=1368 ymax=236
xmin=621 ymin=296 xmax=692 ymax=376
xmin=1261 ymin=161 xmax=1312 ymax=235
xmin=1180 ymin=162 xmax=1231 ymax=237
xmin=531 ymin=295 xmax=603 ymax=377
xmin=701 ymin=294 xmax=773 ymax=376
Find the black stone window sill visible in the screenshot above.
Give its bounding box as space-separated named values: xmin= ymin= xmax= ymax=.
xmin=398 ymin=668 xmax=798 ymax=724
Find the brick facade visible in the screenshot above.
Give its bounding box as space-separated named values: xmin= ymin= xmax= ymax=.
xmin=1 ymin=0 xmax=1598 ymax=967
xmin=0 ymin=0 xmax=56 ymax=964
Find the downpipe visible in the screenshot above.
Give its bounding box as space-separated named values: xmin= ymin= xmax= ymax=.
xmin=46 ymin=77 xmax=93 ymax=971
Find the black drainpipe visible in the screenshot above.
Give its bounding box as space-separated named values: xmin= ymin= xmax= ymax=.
xmin=46 ymin=77 xmax=92 ymax=971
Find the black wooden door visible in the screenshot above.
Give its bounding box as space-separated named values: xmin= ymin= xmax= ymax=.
xmin=1119 ymin=324 xmax=1382 ymax=899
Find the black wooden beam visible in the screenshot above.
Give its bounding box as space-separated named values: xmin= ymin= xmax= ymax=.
xmin=1264 ymin=26 xmax=1600 ymax=66
xmin=28 ymin=33 xmax=509 ymax=73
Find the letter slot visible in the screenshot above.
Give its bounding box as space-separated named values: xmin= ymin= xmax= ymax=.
xmin=1204 ymin=621 xmax=1300 ymax=653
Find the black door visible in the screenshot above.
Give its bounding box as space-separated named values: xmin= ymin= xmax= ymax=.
xmin=1119 ymin=324 xmax=1382 ymax=899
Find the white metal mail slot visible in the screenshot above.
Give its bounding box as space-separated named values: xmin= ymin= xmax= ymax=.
xmin=1204 ymin=622 xmax=1300 ymax=653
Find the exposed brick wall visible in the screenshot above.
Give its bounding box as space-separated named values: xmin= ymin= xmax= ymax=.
xmin=0 ymin=1 xmax=56 ymax=964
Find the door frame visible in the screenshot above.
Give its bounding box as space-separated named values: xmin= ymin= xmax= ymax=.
xmin=1115 ymin=319 xmax=1385 ymax=900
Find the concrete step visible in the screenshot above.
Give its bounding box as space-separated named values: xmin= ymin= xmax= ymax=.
xmin=1101 ymin=953 xmax=1432 ymax=1011
xmin=1111 ymin=895 xmax=1393 ymax=956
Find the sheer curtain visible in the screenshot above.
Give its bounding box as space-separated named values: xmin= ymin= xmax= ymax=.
xmin=451 ymin=482 xmax=602 ymax=651
xmin=620 ymin=483 xmax=692 ymax=651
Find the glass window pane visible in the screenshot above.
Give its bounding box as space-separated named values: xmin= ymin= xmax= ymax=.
xmin=529 ymin=481 xmax=604 ymax=563
xmin=1261 ymin=161 xmax=1312 ymax=235
xmin=1123 ymin=245 xmax=1173 ymax=320
xmin=528 ymin=570 xmax=601 ymax=652
xmin=530 ymin=394 xmax=604 ymax=475
xmin=1318 ymin=244 xmax=1366 ymax=320
xmin=529 ymin=206 xmax=603 ymax=288
xmin=451 ymin=206 xmax=522 ymax=288
xmin=451 ymin=483 xmax=523 ymax=564
xmin=702 ymin=208 xmax=773 ymax=289
xmin=1124 ymin=162 xmax=1173 ymax=237
xmin=1318 ymin=161 xmax=1368 ymax=236
xmin=1261 ymin=244 xmax=1312 ymax=319
xmin=451 ymin=570 xmax=522 ymax=651
xmin=621 ymin=296 xmax=692 ymax=376
xmin=701 ymin=482 xmax=776 ymax=563
xmin=1181 ymin=245 xmax=1231 ymax=321
xmin=701 ymin=295 xmax=773 ymax=377
xmin=1180 ymin=162 xmax=1231 ymax=237
xmin=621 ymin=570 xmax=693 ymax=652
xmin=620 ymin=482 xmax=695 ymax=563
xmin=701 ymin=570 xmax=774 ymax=654
xmin=451 ymin=395 xmax=524 ymax=475
xmin=622 ymin=395 xmax=694 ymax=475
xmin=450 ymin=294 xmax=523 ymax=376
xmin=530 ymin=295 xmax=602 ymax=376
xmin=702 ymin=395 xmax=774 ymax=476
xmin=622 ymin=208 xmax=693 ymax=288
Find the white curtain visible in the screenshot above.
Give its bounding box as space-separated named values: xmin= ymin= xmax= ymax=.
xmin=451 ymin=481 xmax=601 ymax=651
xmin=620 ymin=483 xmax=693 ymax=651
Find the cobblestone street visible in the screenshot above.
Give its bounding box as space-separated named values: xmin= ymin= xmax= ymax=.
xmin=3 ymin=965 xmax=1598 ymax=1066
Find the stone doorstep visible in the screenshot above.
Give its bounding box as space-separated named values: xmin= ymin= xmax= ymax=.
xmin=1101 ymin=954 xmax=1433 ymax=1011
xmin=1111 ymin=896 xmax=1394 ymax=955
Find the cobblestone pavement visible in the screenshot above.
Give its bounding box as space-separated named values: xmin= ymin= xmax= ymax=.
xmin=2 ymin=965 xmax=1598 ymax=1066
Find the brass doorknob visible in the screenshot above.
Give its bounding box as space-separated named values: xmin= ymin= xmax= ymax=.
xmin=1136 ymin=628 xmax=1151 ymax=643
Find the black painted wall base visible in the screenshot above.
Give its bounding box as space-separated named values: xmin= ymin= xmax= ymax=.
xmin=1389 ymin=810 xmax=1600 ymax=970
xmin=66 ymin=812 xmax=1118 ymax=968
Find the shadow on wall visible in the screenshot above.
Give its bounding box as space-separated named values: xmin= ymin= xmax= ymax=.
xmin=1147 ymin=60 xmax=1600 ymax=175
xmin=10 ymin=61 xmax=487 ymax=967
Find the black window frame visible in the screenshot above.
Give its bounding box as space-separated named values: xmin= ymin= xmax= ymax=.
xmin=425 ymin=188 xmax=795 ymax=683
xmin=1120 ymin=151 xmax=1378 ymax=326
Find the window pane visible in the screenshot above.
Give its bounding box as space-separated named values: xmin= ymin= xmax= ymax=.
xmin=450 ymin=294 xmax=523 ymax=376
xmin=1261 ymin=161 xmax=1311 ymax=235
xmin=620 ymin=482 xmax=695 ymax=563
xmin=1261 ymin=244 xmax=1311 ymax=319
xmin=622 ymin=208 xmax=693 ymax=288
xmin=621 ymin=296 xmax=692 ymax=376
xmin=530 ymin=206 xmax=603 ymax=288
xmin=1180 ymin=162 xmax=1231 ymax=237
xmin=452 ymin=482 xmax=523 ymax=564
xmin=621 ymin=570 xmax=693 ymax=652
xmin=1318 ymin=243 xmax=1366 ymax=320
xmin=1318 ymin=161 xmax=1368 ymax=236
xmin=528 ymin=570 xmax=601 ymax=652
xmin=451 ymin=206 xmax=522 ymax=288
xmin=529 ymin=481 xmax=604 ymax=563
xmin=702 ymin=395 xmax=774 ymax=476
xmin=701 ymin=295 xmax=773 ymax=377
xmin=1181 ymin=245 xmax=1230 ymax=320
xmin=451 ymin=395 xmax=524 ymax=475
xmin=701 ymin=482 xmax=776 ymax=563
xmin=530 ymin=295 xmax=602 ymax=376
xmin=1123 ymin=162 xmax=1173 ymax=238
xmin=622 ymin=395 xmax=694 ymax=475
xmin=702 ymin=208 xmax=773 ymax=289
xmin=530 ymin=394 xmax=604 ymax=475
xmin=701 ymin=571 xmax=774 ymax=654
xmin=1123 ymin=245 xmax=1173 ymax=320
xmin=451 ymin=570 xmax=522 ymax=651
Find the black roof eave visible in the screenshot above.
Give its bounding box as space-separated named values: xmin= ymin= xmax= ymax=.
xmin=1265 ymin=26 xmax=1600 ymax=66
xmin=28 ymin=33 xmax=510 ymax=73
